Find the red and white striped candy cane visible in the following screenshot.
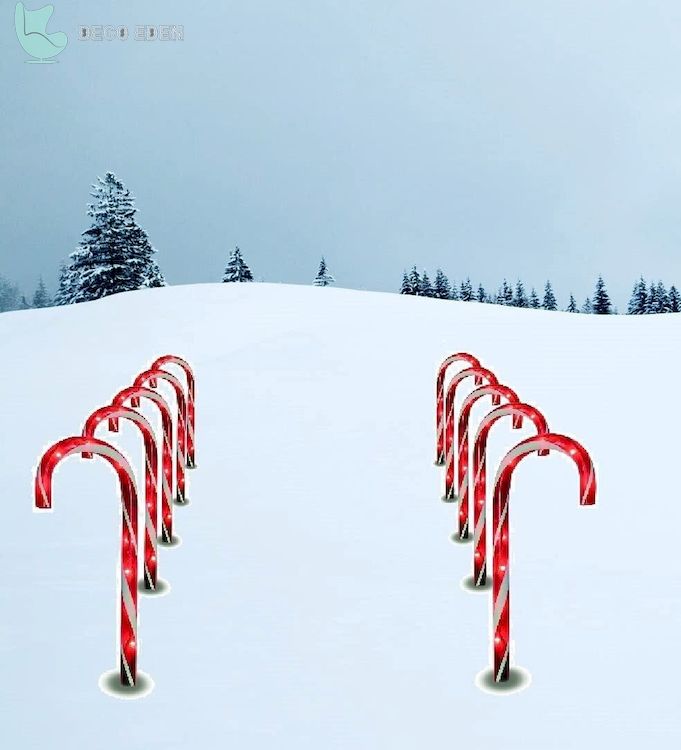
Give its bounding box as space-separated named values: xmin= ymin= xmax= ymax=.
xmin=83 ymin=406 xmax=159 ymax=591
xmin=112 ymin=386 xmax=175 ymax=544
xmin=490 ymin=434 xmax=596 ymax=683
xmin=471 ymin=403 xmax=548 ymax=587
xmin=134 ymin=369 xmax=188 ymax=504
xmin=443 ymin=366 xmax=498 ymax=502
xmin=435 ymin=353 xmax=481 ymax=465
xmin=151 ymin=355 xmax=196 ymax=469
xmin=455 ymin=384 xmax=521 ymax=540
xmin=34 ymin=436 xmax=140 ymax=688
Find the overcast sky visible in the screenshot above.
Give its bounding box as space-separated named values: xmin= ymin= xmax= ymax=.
xmin=4 ymin=0 xmax=681 ymax=307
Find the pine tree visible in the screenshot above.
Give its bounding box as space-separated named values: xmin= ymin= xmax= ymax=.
xmin=566 ymin=295 xmax=579 ymax=313
xmin=312 ymin=256 xmax=334 ymax=287
xmin=582 ymin=298 xmax=593 ymax=314
xmin=408 ymin=266 xmax=421 ymax=295
xmin=459 ymin=277 xmax=474 ymax=302
xmin=476 ymin=283 xmax=487 ymax=303
xmin=420 ymin=271 xmax=434 ymax=297
xmin=400 ymin=271 xmax=412 ymax=295
xmin=627 ymin=277 xmax=648 ymax=315
xmin=592 ymin=276 xmax=612 ymax=314
xmin=645 ymin=281 xmax=658 ymax=314
xmin=656 ymin=281 xmax=670 ymax=313
xmin=32 ymin=277 xmax=51 ymax=308
xmin=542 ymin=281 xmax=557 ymax=311
xmin=529 ymin=288 xmax=540 ymax=309
xmin=669 ymin=285 xmax=680 ymax=313
xmin=0 ymin=276 xmax=20 ymax=312
xmin=19 ymin=295 xmax=31 ymax=309
xmin=449 ymin=280 xmax=460 ymax=301
xmin=53 ymin=263 xmax=77 ymax=306
xmin=433 ymin=269 xmax=451 ymax=300
xmin=513 ymin=280 xmax=528 ymax=308
xmin=64 ymin=172 xmax=165 ymax=303
xmin=223 ymin=246 xmax=254 ymax=283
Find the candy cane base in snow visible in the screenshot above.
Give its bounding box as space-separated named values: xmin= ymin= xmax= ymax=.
xmin=34 ymin=437 xmax=146 ymax=691
xmin=489 ymin=434 xmax=596 ymax=686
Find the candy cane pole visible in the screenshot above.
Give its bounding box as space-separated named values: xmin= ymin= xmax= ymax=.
xmin=83 ymin=406 xmax=159 ymax=590
xmin=443 ymin=366 xmax=498 ymax=502
xmin=455 ymin=384 xmax=521 ymax=540
xmin=34 ymin=436 xmax=140 ymax=688
xmin=112 ymin=386 xmax=175 ymax=544
xmin=435 ymin=353 xmax=481 ymax=465
xmin=151 ymin=355 xmax=196 ymax=469
xmin=490 ymin=434 xmax=596 ymax=683
xmin=471 ymin=403 xmax=549 ymax=587
xmin=134 ymin=369 xmax=188 ymax=504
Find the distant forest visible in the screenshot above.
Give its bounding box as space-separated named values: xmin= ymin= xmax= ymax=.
xmin=399 ymin=267 xmax=680 ymax=315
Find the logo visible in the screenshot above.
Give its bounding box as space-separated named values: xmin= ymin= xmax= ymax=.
xmin=14 ymin=2 xmax=67 ymax=63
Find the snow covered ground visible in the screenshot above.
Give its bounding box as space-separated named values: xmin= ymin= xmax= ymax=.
xmin=1 ymin=283 xmax=679 ymax=748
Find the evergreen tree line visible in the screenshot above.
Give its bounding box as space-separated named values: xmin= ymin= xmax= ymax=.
xmin=626 ymin=277 xmax=680 ymax=314
xmin=400 ymin=266 xmax=681 ymax=315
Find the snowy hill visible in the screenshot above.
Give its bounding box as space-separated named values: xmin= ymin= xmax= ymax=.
xmin=1 ymin=283 xmax=679 ymax=748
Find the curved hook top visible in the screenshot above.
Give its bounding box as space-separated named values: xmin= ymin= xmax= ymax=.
xmin=460 ymin=383 xmax=519 ymax=414
xmin=112 ymin=385 xmax=171 ymax=414
xmin=445 ymin=366 xmax=498 ymax=405
xmin=83 ymin=405 xmax=153 ymax=437
xmin=493 ymin=433 xmax=596 ymax=507
xmin=134 ymin=368 xmax=183 ymax=395
xmin=436 ymin=352 xmax=481 ymax=387
xmin=151 ymin=355 xmax=194 ymax=393
xmin=34 ymin=436 xmax=137 ymax=512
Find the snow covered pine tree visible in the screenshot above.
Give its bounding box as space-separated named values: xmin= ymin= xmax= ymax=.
xmin=313 ymin=257 xmax=335 ymax=287
xmin=223 ymin=247 xmax=254 ymax=282
xmin=32 ymin=277 xmax=51 ymax=308
xmin=60 ymin=172 xmax=165 ymax=304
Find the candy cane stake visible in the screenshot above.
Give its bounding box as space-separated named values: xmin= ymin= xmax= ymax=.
xmin=455 ymin=384 xmax=522 ymax=541
xmin=435 ymin=353 xmax=481 ymax=465
xmin=112 ymin=386 xmax=175 ymax=544
xmin=134 ymin=369 xmax=187 ymax=504
xmin=490 ymin=434 xmax=596 ymax=683
xmin=83 ymin=406 xmax=159 ymax=591
xmin=34 ymin=436 xmax=141 ymax=688
xmin=471 ymin=403 xmax=549 ymax=587
xmin=151 ymin=355 xmax=196 ymax=469
xmin=443 ymin=366 xmax=498 ymax=502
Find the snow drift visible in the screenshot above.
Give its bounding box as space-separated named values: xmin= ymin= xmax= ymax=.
xmin=1 ymin=283 xmax=679 ymax=748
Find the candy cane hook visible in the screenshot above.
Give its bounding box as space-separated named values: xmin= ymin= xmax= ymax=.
xmin=134 ymin=369 xmax=188 ymax=504
xmin=112 ymin=386 xmax=175 ymax=543
xmin=435 ymin=353 xmax=481 ymax=465
xmin=490 ymin=434 xmax=596 ymax=683
xmin=83 ymin=406 xmax=159 ymax=590
xmin=151 ymin=355 xmax=196 ymax=469
xmin=455 ymin=384 xmax=522 ymax=540
xmin=34 ymin=436 xmax=140 ymax=688
xmin=443 ymin=366 xmax=498 ymax=502
xmin=471 ymin=403 xmax=549 ymax=587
